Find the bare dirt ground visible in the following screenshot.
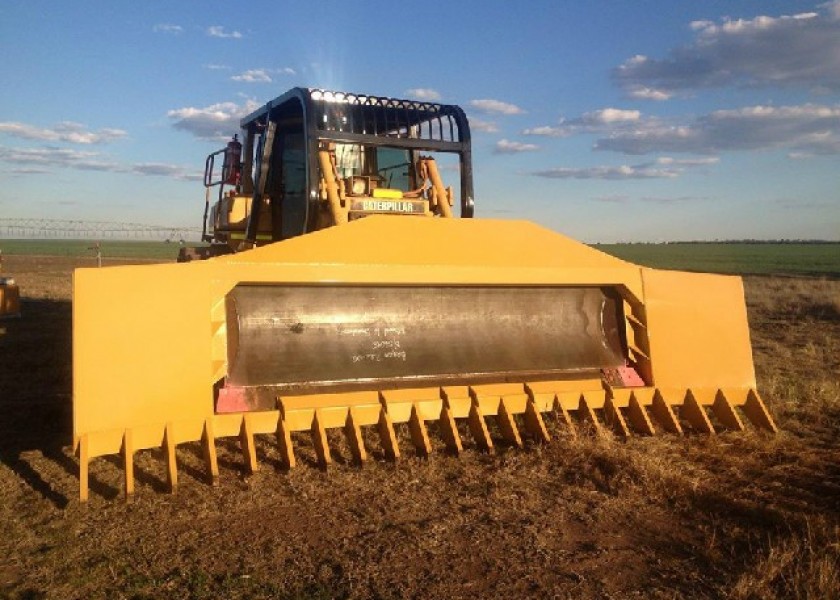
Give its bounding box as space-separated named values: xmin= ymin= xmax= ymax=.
xmin=0 ymin=255 xmax=838 ymax=599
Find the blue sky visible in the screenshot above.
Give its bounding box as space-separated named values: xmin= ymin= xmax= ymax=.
xmin=1 ymin=0 xmax=838 ymax=242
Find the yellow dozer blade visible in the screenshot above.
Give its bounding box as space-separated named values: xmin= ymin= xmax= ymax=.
xmin=73 ymin=217 xmax=776 ymax=500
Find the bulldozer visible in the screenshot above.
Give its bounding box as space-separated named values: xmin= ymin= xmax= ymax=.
xmin=73 ymin=88 xmax=776 ymax=501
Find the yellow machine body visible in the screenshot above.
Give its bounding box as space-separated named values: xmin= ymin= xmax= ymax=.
xmin=73 ymin=217 xmax=775 ymax=501
xmin=0 ymin=277 xmax=21 ymax=318
xmin=209 ymin=192 xmax=274 ymax=247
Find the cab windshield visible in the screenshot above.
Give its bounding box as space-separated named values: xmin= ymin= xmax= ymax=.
xmin=334 ymin=144 xmax=413 ymax=191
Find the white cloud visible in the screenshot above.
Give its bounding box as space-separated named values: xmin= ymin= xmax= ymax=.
xmin=0 ymin=145 xmax=200 ymax=181
xmin=523 ymin=108 xmax=641 ymax=138
xmin=404 ymin=88 xmax=442 ymax=101
xmin=689 ymin=20 xmax=715 ymax=31
xmin=0 ymin=146 xmax=101 ymax=166
xmin=469 ymin=99 xmax=525 ymax=115
xmin=594 ymin=103 xmax=840 ymax=156
xmin=0 ymin=121 xmax=127 ymax=145
xmin=522 ymin=124 xmax=571 ymax=137
xmin=231 ymin=69 xmax=272 ymax=83
xmin=230 ymin=67 xmax=294 ymax=82
xmin=524 ymin=102 xmax=840 ymax=157
xmin=167 ymin=100 xmax=260 ymax=141
xmin=9 ymin=167 xmax=51 ymax=175
xmin=468 ymin=117 xmax=498 ymax=133
xmin=207 ymin=26 xmax=243 ymax=39
xmin=494 ymin=139 xmax=539 ymax=154
xmin=153 ymin=23 xmax=182 ymax=34
xmin=204 ymin=64 xmax=231 ymax=70
xmin=583 ymin=108 xmax=641 ymax=124
xmin=532 ymin=164 xmax=680 ymax=180
xmin=614 ymin=1 xmax=840 ymax=97
xmin=626 ymin=86 xmax=673 ymax=101
xmin=131 ymin=163 xmax=183 ymax=177
xmin=656 ymin=156 xmax=719 ymax=166
xmin=529 ymin=152 xmax=717 ymax=181
xmin=131 ymin=163 xmax=202 ymax=181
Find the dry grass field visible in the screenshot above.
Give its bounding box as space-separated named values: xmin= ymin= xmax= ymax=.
xmin=0 ymin=254 xmax=838 ymax=599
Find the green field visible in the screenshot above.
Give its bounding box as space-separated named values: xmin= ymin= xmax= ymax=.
xmin=0 ymin=239 xmax=198 ymax=260
xmin=596 ymin=242 xmax=839 ymax=276
xmin=1 ymin=238 xmax=838 ymax=276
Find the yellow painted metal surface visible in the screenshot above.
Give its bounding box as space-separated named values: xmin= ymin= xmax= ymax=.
xmin=642 ymin=268 xmax=756 ymax=390
xmin=0 ymin=280 xmax=21 ymax=318
xmin=318 ymin=148 xmax=347 ymax=225
xmin=371 ymin=188 xmax=404 ymax=199
xmin=217 ymin=194 xmax=250 ymax=230
xmin=418 ymin=157 xmax=452 ymax=218
xmin=72 ymin=216 xmax=775 ymax=501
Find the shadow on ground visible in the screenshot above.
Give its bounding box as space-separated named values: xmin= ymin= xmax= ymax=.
xmin=0 ymin=299 xmax=74 ymax=507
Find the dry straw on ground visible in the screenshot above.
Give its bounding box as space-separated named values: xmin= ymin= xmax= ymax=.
xmin=0 ymin=256 xmax=838 ymax=599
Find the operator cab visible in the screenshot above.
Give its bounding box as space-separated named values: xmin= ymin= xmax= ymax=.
xmin=198 ymin=88 xmax=474 ymax=257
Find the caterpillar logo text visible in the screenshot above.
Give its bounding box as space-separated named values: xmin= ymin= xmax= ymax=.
xmin=351 ymin=200 xmax=425 ymax=214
